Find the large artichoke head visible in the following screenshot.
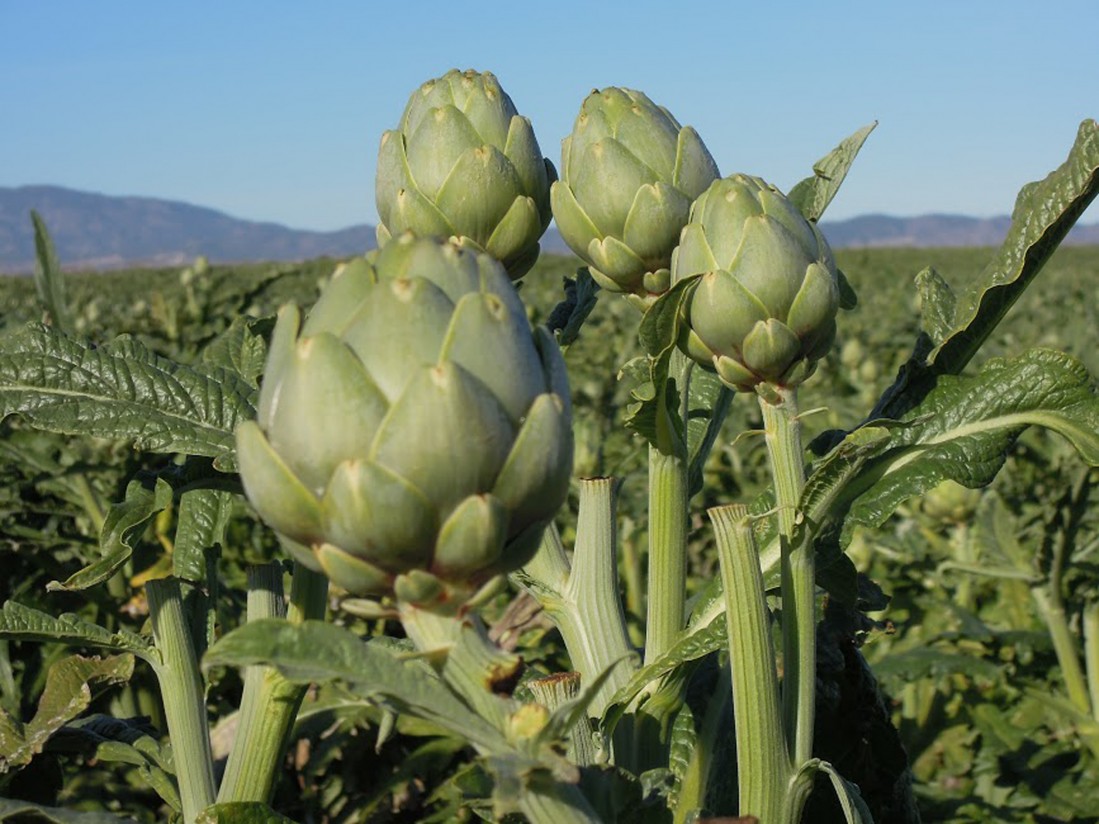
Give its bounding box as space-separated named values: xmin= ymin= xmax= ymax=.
xmin=672 ymin=174 xmax=840 ymax=392
xmin=551 ymin=87 xmax=719 ymax=305
xmin=375 ymin=69 xmax=556 ymax=280
xmin=235 ymin=235 xmax=573 ymax=607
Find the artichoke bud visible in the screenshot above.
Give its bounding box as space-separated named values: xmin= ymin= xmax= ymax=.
xmin=921 ymin=480 xmax=982 ymax=525
xmin=672 ymin=174 xmax=842 ymax=392
xmin=551 ymin=87 xmax=720 ymax=307
xmin=375 ymin=69 xmax=556 ymax=280
xmin=237 ymin=235 xmax=573 ymax=605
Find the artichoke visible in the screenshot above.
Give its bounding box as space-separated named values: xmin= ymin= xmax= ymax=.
xmin=375 ymin=69 xmax=555 ymax=280
xmin=235 ymin=235 xmax=573 ymax=603
xmin=551 ymin=87 xmax=719 ymax=303
xmin=672 ymin=174 xmax=840 ymax=391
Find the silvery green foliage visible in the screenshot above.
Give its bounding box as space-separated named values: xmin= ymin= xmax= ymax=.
xmin=236 ymin=235 xmax=572 ymax=602
xmin=375 ymin=69 xmax=555 ymax=280
xmin=673 ymin=174 xmax=840 ymax=391
xmin=551 ymin=87 xmax=719 ymax=304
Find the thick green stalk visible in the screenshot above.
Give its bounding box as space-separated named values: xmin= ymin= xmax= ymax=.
xmin=759 ymin=386 xmax=814 ymax=766
xmin=528 ymin=672 xmax=597 ymax=766
xmin=1031 ymin=587 xmax=1091 ymax=716
xmin=516 ymin=482 xmax=635 ymax=718
xmin=147 ymin=578 xmax=216 ymax=823
xmin=710 ymin=504 xmax=791 ymax=822
xmin=645 ymin=447 xmax=689 ymax=665
xmin=1085 ymin=600 xmax=1099 ymax=722
xmin=565 ymin=478 xmax=636 ymax=713
xmin=217 ymin=563 xmax=328 ymax=804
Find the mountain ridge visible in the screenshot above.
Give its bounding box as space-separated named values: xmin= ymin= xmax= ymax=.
xmin=2 ymin=185 xmax=1097 ymax=274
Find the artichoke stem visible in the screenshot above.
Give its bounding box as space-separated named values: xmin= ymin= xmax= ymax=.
xmin=709 ymin=504 xmax=791 ymax=821
xmin=146 ymin=578 xmax=217 ymax=824
xmin=218 ymin=562 xmax=327 ymax=805
xmin=758 ymin=385 xmax=815 ymax=767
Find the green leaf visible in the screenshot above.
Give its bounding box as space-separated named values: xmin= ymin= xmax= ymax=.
xmin=915 ymin=266 xmax=957 ymax=344
xmin=603 ymin=612 xmax=725 ymax=729
xmin=875 ymin=119 xmax=1099 ymax=419
xmin=47 ymin=477 xmax=173 ymax=593
xmin=872 ymin=647 xmax=1002 ymax=684
xmin=842 ymin=349 xmax=1099 ymax=542
xmin=201 ymin=316 xmax=272 ymax=389
xmin=0 ymin=653 xmax=134 ymax=773
xmin=0 ymin=324 xmax=256 ymax=471
xmin=195 ymin=803 xmax=296 ymax=823
xmin=546 ymin=269 xmax=600 ymax=349
xmin=173 ymin=488 xmax=232 ymax=583
xmin=203 ymin=619 xmax=508 ymax=752
xmin=0 ymin=601 xmax=154 ymax=662
xmin=30 ymin=211 xmax=72 ymax=337
xmin=685 ymin=366 xmax=732 ymax=498
xmin=0 ymin=798 xmax=137 ymax=823
xmin=813 ymin=759 xmax=875 ymax=824
xmin=787 ymin=122 xmax=877 ymax=222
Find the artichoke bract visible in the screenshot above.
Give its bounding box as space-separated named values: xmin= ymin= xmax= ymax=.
xmin=236 ymin=235 xmax=573 ymax=605
xmin=551 ymin=87 xmax=719 ymax=304
xmin=375 ymin=69 xmax=555 ymax=280
xmin=672 ymin=174 xmax=840 ymax=391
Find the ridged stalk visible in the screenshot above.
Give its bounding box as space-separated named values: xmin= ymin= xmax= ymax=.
xmin=1084 ymin=600 xmax=1099 ymax=722
xmin=710 ymin=504 xmax=791 ymax=822
xmin=147 ymin=578 xmax=216 ymax=823
xmin=218 ymin=562 xmax=328 ymax=804
xmin=759 ymin=386 xmax=815 ymax=765
xmin=645 ymin=447 xmax=689 ymax=664
xmin=516 ymin=480 xmax=635 ymax=719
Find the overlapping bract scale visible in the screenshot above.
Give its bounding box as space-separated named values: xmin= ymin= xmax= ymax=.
xmin=375 ymin=69 xmax=555 ymax=280
xmin=672 ymin=174 xmax=841 ymax=391
xmin=551 ymin=87 xmax=719 ymax=304
xmin=236 ymin=235 xmax=573 ymax=601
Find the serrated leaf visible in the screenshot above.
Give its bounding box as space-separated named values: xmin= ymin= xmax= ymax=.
xmin=546 ymin=268 xmax=600 ymax=348
xmin=603 ymin=612 xmax=725 ymax=728
xmin=915 ymin=266 xmax=957 ymax=344
xmin=842 ymin=349 xmax=1099 ymax=542
xmin=195 ymin=803 xmax=296 ymax=823
xmin=872 ymin=647 xmax=1002 ymax=683
xmin=173 ymin=488 xmax=232 ymax=583
xmin=0 ymin=601 xmax=154 ymax=662
xmin=0 ymin=798 xmax=137 ymax=823
xmin=48 ymin=477 xmax=173 ymax=593
xmin=0 ymin=324 xmax=256 ymax=471
xmin=201 ymin=316 xmax=272 ymax=389
xmin=627 ymin=276 xmax=703 ymax=452
xmin=875 ymin=120 xmax=1099 ymax=419
xmin=30 ymin=211 xmax=72 ymax=337
xmin=0 ymin=653 xmax=133 ymax=773
xmin=788 ymin=123 xmax=877 ymax=222
xmin=203 ymin=619 xmax=507 ymax=752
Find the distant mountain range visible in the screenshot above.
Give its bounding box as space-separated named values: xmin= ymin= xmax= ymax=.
xmin=2 ymin=185 xmax=1097 ymax=274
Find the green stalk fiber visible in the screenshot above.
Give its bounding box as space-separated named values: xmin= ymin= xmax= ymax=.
xmin=710 ymin=503 xmax=791 ymax=822
xmin=218 ymin=562 xmax=327 ymax=804
xmin=645 ymin=447 xmax=689 ymax=665
xmin=1085 ymin=601 xmax=1099 ymax=722
xmin=516 ymin=480 xmax=635 ymax=718
xmin=759 ymin=386 xmax=815 ymax=766
xmin=147 ymin=578 xmax=216 ymax=823
xmin=1031 ymin=587 xmax=1092 ymax=716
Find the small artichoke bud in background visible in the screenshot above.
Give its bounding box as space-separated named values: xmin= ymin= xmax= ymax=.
xmin=672 ymin=174 xmax=840 ymax=392
xmin=375 ymin=69 xmax=556 ymax=280
xmin=551 ymin=88 xmax=719 ymax=305
xmin=236 ymin=235 xmax=573 ymax=606
xmin=921 ymin=479 xmax=983 ymax=525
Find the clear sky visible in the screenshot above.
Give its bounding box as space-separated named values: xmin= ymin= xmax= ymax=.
xmin=2 ymin=1 xmax=1096 ymax=231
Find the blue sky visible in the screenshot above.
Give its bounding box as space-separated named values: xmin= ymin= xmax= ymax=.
xmin=2 ymin=1 xmax=1096 ymax=231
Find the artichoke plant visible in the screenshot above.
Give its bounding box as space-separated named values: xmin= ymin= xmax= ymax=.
xmin=551 ymin=87 xmax=719 ymax=304
xmin=375 ymin=69 xmax=555 ymax=280
xmin=235 ymin=235 xmax=573 ymax=604
xmin=672 ymin=173 xmax=840 ymax=391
